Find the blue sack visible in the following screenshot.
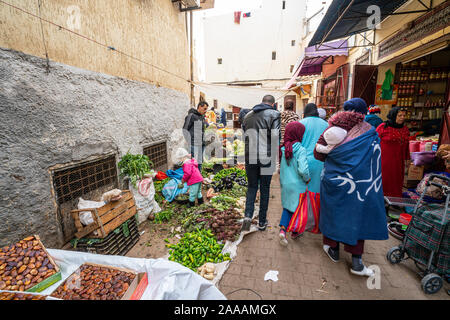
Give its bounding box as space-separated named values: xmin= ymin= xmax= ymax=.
xmin=162 ymin=167 xmax=189 ymax=202
xmin=166 ymin=168 xmax=185 ymax=181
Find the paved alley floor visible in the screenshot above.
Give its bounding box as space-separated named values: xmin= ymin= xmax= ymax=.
xmin=218 ymin=175 xmax=449 ymax=300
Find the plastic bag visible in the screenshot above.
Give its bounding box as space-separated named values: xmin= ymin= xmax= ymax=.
xmin=130 ymin=177 xmax=161 ymax=224
xmin=162 ymin=179 xmax=189 ymax=202
xmin=410 ymin=151 xmax=435 ymax=166
xmin=77 ymin=198 xmax=105 ymax=226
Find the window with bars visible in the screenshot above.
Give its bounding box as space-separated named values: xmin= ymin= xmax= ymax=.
xmin=291 ymin=40 xmax=295 ymax=46
xmin=272 ymin=51 xmax=276 ymax=60
xmin=52 ymin=155 xmax=118 ymax=205
xmin=143 ymin=142 xmax=168 ymax=172
xmin=290 ymin=65 xmax=294 ymax=73
xmin=217 ymin=58 xmax=222 ymax=64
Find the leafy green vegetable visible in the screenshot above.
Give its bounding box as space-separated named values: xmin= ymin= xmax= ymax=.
xmin=118 ymin=152 xmax=154 ymax=188
xmin=213 ymin=168 xmax=247 ymax=182
xmin=154 ymin=208 xmax=174 ymax=223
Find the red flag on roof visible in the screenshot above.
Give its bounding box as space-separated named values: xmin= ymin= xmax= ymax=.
xmin=234 ymin=11 xmax=241 ymax=24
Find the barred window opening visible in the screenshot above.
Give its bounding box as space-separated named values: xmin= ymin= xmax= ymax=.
xmin=143 ymin=142 xmax=168 ymax=172
xmin=53 ymin=155 xmax=118 ymax=205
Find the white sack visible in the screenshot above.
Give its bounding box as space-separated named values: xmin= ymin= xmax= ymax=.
xmin=77 ymin=198 xmax=106 ymax=226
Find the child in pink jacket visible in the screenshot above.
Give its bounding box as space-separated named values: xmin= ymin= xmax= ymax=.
xmin=175 ymin=148 xmax=204 ymax=207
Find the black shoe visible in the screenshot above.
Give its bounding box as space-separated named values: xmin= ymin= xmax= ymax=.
xmin=323 ymin=245 xmax=339 ymax=262
xmin=187 ymin=201 xmax=195 ymax=208
xmin=241 ymin=217 xmax=251 ymax=231
xmin=258 ymin=221 xmax=268 ymax=231
xmin=197 ymin=198 xmax=204 ymax=205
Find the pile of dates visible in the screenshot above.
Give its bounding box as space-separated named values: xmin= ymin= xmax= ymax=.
xmin=0 ymin=236 xmax=58 ymax=291
xmin=0 ymin=292 xmax=47 ymax=300
xmin=51 ymin=264 xmax=136 ymax=300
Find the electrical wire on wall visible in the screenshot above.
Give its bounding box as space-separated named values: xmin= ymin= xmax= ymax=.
xmin=37 ymin=0 xmax=50 ymax=73
xmin=0 ymin=0 xmax=190 ymax=84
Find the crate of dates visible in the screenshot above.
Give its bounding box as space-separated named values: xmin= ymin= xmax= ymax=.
xmin=0 ymin=290 xmax=60 ymax=300
xmin=0 ymin=235 xmax=62 ymax=293
xmin=50 ymin=263 xmax=145 ymax=300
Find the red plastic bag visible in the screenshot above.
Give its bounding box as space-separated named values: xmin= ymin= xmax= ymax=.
xmin=155 ymin=171 xmax=168 ymax=180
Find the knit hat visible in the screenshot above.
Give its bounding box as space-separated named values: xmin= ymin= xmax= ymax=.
xmin=368 ymin=105 xmax=381 ymax=114
xmin=173 ymin=148 xmax=190 ymax=164
xmin=317 ymin=108 xmax=327 ymax=119
xmin=323 ymin=126 xmax=348 ymax=145
xmin=343 ymin=98 xmax=368 ymax=115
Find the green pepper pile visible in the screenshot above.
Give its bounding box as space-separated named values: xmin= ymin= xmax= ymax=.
xmin=167 ymin=229 xmax=231 ymax=271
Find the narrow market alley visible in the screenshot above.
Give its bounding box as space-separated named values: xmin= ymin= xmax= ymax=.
xmin=218 ymin=175 xmax=449 ymax=300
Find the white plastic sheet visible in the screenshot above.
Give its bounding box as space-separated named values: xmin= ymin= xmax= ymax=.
xmin=194 ymin=82 xmax=290 ymax=109
xmin=42 ymin=249 xmax=226 ymax=300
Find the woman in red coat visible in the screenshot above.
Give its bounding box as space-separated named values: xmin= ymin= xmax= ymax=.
xmin=376 ymin=107 xmax=410 ymax=197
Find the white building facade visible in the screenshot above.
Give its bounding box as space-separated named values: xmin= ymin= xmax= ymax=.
xmin=195 ymin=0 xmax=307 ymax=116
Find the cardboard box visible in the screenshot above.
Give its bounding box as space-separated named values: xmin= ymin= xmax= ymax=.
xmin=130 ymin=272 xmax=148 ymax=300
xmin=50 ymin=263 xmax=147 ymax=300
xmin=0 ymin=290 xmax=61 ymax=300
xmin=407 ymin=163 xmax=424 ymax=181
xmin=26 ymin=235 xmax=62 ymax=293
xmin=0 ymin=235 xmax=61 ymax=293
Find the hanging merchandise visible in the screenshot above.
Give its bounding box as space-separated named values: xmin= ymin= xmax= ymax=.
xmin=243 ymin=12 xmax=251 ymax=18
xmin=381 ymin=69 xmax=394 ymax=100
xmin=234 ymin=11 xmax=241 ymax=24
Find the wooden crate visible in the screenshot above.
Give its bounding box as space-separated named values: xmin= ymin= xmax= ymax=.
xmin=71 ymin=190 xmax=137 ymax=239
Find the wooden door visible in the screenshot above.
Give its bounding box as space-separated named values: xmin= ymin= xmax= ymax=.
xmin=352 ymin=65 xmax=378 ymax=107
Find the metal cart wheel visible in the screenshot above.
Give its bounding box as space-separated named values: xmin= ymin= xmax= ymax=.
xmin=386 ymin=246 xmax=404 ymax=264
xmin=421 ymin=273 xmax=443 ymax=294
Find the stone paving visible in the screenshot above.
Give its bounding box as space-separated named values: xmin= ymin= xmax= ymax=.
xmin=218 ymin=175 xmax=449 ymax=300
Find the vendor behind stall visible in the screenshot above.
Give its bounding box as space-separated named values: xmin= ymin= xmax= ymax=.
xmin=376 ymin=107 xmax=410 ymax=197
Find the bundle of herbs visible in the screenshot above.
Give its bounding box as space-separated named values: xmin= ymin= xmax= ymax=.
xmin=180 ymin=205 xmax=216 ymax=233
xmin=118 ymin=152 xmax=154 ymax=188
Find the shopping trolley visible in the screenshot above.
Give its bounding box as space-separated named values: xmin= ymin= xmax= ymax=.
xmin=386 ymin=174 xmax=449 ymax=294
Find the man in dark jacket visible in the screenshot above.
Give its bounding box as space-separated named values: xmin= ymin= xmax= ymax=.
xmin=238 ymin=108 xmax=251 ymax=130
xmin=183 ymin=101 xmax=209 ymax=171
xmin=241 ymin=95 xmax=281 ymax=231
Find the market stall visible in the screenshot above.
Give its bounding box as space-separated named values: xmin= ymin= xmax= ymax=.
xmin=0 ymin=156 xmax=257 ymax=300
xmin=391 ymin=48 xmax=450 ymax=190
xmin=0 ymin=234 xmax=226 ymax=300
xmin=383 ymin=49 xmax=450 ymax=241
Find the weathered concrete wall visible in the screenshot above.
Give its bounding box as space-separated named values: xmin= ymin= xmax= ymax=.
xmin=0 ymin=0 xmax=190 ymax=94
xmin=0 ymin=48 xmax=189 ymax=248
